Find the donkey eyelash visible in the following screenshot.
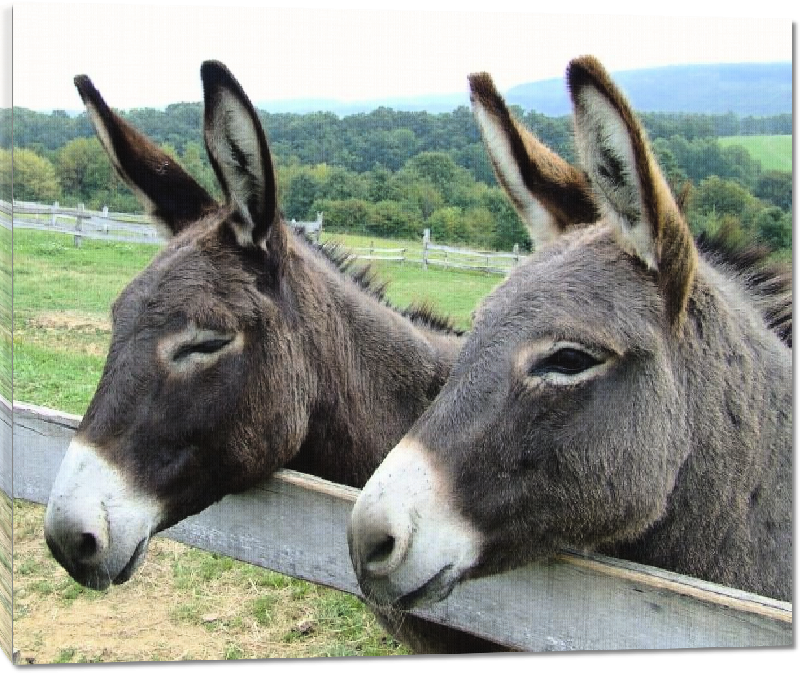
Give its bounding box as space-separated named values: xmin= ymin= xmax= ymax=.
xmin=158 ymin=329 xmax=243 ymax=369
xmin=522 ymin=341 xmax=614 ymax=385
xmin=172 ymin=337 xmax=235 ymax=361
xmin=528 ymin=347 xmax=602 ymax=377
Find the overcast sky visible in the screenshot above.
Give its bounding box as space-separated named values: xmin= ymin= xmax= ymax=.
xmin=11 ymin=1 xmax=794 ymax=111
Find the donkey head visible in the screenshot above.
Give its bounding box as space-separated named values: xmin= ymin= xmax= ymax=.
xmin=44 ymin=62 xmax=315 ymax=589
xmin=348 ymin=56 xmax=703 ymax=609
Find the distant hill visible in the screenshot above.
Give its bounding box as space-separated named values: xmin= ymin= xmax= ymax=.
xmin=253 ymin=62 xmax=791 ymax=117
xmin=505 ymin=63 xmax=792 ymax=117
xmin=50 ymin=62 xmax=792 ymax=118
xmin=256 ymin=93 xmax=469 ymax=116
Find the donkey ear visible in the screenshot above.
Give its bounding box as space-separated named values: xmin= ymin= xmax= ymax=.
xmin=200 ymin=61 xmax=282 ymax=252
xmin=567 ymin=56 xmax=697 ymax=325
xmin=74 ymin=76 xmax=216 ymax=236
xmin=468 ymin=72 xmax=598 ymax=249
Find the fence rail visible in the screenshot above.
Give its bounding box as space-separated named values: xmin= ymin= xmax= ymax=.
xmin=6 ymin=200 xmax=527 ymax=275
xmin=2 ymin=396 xmax=791 ymax=652
xmin=4 ymin=200 xmax=323 ymax=245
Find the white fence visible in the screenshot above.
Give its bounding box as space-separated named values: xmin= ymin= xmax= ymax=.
xmin=6 ymin=200 xmax=526 ymax=275
xmin=2 ymin=396 xmax=792 ymax=652
xmin=5 ymin=200 xmax=324 ymax=245
xmin=343 ymin=231 xmax=525 ymax=275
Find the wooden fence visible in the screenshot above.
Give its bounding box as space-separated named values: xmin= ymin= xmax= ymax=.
xmin=6 ymin=200 xmax=526 ymax=275
xmin=2 ymin=395 xmax=792 ymax=652
xmin=6 ymin=200 xmax=324 ymax=245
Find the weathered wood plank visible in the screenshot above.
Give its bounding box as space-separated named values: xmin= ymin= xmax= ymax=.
xmin=427 ymin=242 xmax=520 ymax=259
xmin=353 ymin=255 xmax=407 ymax=262
xmin=12 ymin=223 xmax=165 ymax=246
xmin=5 ymin=398 xmax=793 ymax=651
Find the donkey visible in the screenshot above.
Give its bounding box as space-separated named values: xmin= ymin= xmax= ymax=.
xmin=348 ymin=56 xmax=792 ymax=613
xmin=42 ymin=61 xmax=503 ymax=654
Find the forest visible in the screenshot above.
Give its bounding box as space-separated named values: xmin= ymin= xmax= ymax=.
xmin=1 ymin=103 xmax=792 ymax=254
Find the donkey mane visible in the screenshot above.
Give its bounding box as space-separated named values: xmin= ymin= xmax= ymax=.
xmin=695 ymin=229 xmax=792 ymax=347
xmin=297 ymin=231 xmax=464 ymax=336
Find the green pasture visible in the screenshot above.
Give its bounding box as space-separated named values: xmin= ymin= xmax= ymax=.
xmin=718 ymin=135 xmax=792 ymax=173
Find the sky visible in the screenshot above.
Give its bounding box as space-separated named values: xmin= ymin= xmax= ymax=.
xmin=9 ymin=0 xmax=794 ymax=112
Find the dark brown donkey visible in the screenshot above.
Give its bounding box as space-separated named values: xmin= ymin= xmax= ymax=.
xmin=348 ymin=56 xmax=792 ymax=612
xmin=43 ymin=62 xmax=499 ymax=653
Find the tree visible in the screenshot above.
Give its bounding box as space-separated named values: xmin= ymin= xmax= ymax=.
xmin=181 ymin=141 xmax=221 ymax=200
xmin=0 ymin=148 xmax=11 ymax=199
xmin=320 ymin=166 xmax=368 ymax=202
xmin=394 ymin=175 xmax=444 ymax=221
xmin=690 ymin=176 xmax=755 ymax=219
xmin=428 ymin=206 xmax=463 ymax=243
xmin=3 ymin=147 xmax=60 ymax=202
xmin=652 ymin=138 xmax=689 ymax=196
xmin=462 ymin=206 xmax=496 ymax=249
xmin=311 ymin=198 xmax=372 ymax=233
xmin=694 ymin=211 xmax=750 ymax=249
xmin=754 ymin=171 xmax=792 ymax=212
xmin=483 ymin=188 xmax=530 ymax=251
xmin=404 ymin=152 xmax=463 ymax=201
xmin=283 ymin=170 xmax=323 ymax=220
xmin=55 ymin=137 xmax=115 ymax=205
xmin=369 ymin=200 xmax=417 ymax=238
xmin=452 ymin=143 xmax=495 ymax=185
xmin=366 ymin=166 xmax=403 ymax=203
xmin=0 ymin=110 xmax=9 ymax=150
xmin=754 ymin=206 xmax=792 ymax=250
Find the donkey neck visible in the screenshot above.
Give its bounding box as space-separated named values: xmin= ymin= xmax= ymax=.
xmin=606 ymin=258 xmax=792 ymax=598
xmin=287 ymin=236 xmax=462 ymax=487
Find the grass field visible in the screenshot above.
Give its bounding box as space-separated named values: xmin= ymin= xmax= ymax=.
xmin=718 ymin=135 xmax=792 ymax=172
xmin=10 ymin=227 xmax=506 ymax=663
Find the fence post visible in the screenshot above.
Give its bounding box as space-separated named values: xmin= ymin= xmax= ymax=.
xmin=513 ymin=243 xmax=519 ymax=264
xmin=50 ymin=201 xmax=59 ymax=227
xmin=316 ymin=212 xmax=323 ymax=243
xmin=422 ymin=229 xmax=430 ymax=270
xmin=74 ymin=203 xmax=85 ymax=248
xmin=102 ymin=206 xmax=109 ymax=234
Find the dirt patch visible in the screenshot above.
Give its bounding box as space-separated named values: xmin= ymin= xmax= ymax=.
xmin=12 ymin=501 xmax=406 ymax=663
xmin=21 ymin=311 xmax=111 ymax=359
xmin=29 ymin=311 xmax=111 ymax=333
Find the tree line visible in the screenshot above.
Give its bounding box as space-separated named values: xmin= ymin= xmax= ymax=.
xmin=1 ymin=104 xmax=792 ymax=254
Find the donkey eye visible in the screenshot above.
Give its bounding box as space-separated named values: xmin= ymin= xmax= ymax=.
xmin=530 ymin=347 xmax=602 ymax=377
xmin=173 ymin=337 xmax=234 ymax=361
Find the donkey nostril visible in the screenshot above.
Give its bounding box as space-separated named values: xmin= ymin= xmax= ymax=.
xmin=366 ymin=536 xmax=396 ymax=566
xmin=362 ymin=527 xmax=410 ymax=578
xmin=77 ymin=532 xmax=99 ymax=560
